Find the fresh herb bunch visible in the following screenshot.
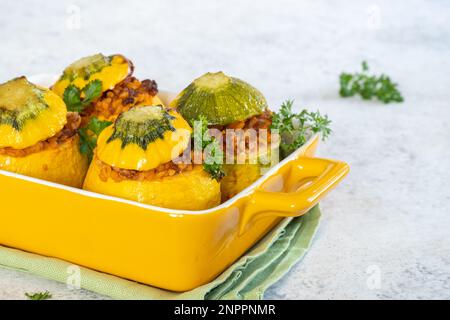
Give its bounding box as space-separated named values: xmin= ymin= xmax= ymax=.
xmin=25 ymin=291 xmax=52 ymax=300
xmin=192 ymin=116 xmax=225 ymax=181
xmin=339 ymin=61 xmax=404 ymax=103
xmin=63 ymin=79 xmax=103 ymax=112
xmin=79 ymin=117 xmax=112 ymax=162
xmin=271 ymin=100 xmax=332 ymax=158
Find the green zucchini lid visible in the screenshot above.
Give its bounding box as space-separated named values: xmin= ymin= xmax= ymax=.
xmin=59 ymin=53 xmax=113 ymax=81
xmin=171 ymin=71 xmax=268 ymax=126
xmin=107 ymin=106 xmax=176 ymax=150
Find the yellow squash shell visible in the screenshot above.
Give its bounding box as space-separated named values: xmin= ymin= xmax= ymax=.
xmin=0 ymin=136 xmax=89 ymax=188
xmin=221 ymin=163 xmax=264 ymax=201
xmin=83 ymin=158 xmax=220 ymax=210
xmin=221 ymin=146 xmax=275 ymax=201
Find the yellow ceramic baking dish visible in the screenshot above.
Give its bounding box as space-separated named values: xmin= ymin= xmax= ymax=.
xmin=0 ymin=78 xmax=349 ymax=292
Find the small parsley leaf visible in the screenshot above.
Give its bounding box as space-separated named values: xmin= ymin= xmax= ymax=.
xmin=82 ymin=80 xmax=103 ymax=104
xmin=25 ymin=291 xmax=52 ymax=300
xmin=63 ymin=80 xmax=103 ymax=112
xmin=192 ymin=116 xmax=225 ymax=181
xmin=88 ymin=116 xmax=112 ymax=136
xmin=63 ymin=85 xmax=82 ymax=112
xmin=79 ymin=117 xmax=112 ymax=162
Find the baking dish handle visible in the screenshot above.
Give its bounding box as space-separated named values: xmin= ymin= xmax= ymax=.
xmin=239 ymin=157 xmax=349 ymax=235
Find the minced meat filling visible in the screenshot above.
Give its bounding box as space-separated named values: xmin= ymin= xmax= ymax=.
xmin=82 ymin=76 xmax=158 ymax=124
xmin=0 ymin=112 xmax=81 ymax=158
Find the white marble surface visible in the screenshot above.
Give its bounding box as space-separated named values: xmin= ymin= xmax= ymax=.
xmin=0 ymin=0 xmax=449 ymax=300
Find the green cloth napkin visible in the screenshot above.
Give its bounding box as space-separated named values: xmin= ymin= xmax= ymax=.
xmin=0 ymin=206 xmax=321 ymax=300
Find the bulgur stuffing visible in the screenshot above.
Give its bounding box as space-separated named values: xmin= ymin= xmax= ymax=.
xmin=82 ymin=76 xmax=158 ymax=124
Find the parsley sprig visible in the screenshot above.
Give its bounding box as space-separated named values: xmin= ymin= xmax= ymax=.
xmin=192 ymin=116 xmax=225 ymax=181
xmin=271 ymin=100 xmax=332 ymax=159
xmin=339 ymin=61 xmax=404 ymax=103
xmin=25 ymin=291 xmax=52 ymax=300
xmin=63 ymin=80 xmax=103 ymax=112
xmin=79 ymin=117 xmax=112 ymax=162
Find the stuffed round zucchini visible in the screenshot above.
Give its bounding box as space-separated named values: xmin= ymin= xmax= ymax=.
xmin=0 ymin=77 xmax=88 ymax=187
xmin=53 ymin=53 xmax=163 ymax=124
xmin=83 ymin=106 xmax=221 ymax=210
xmin=170 ymin=71 xmax=276 ymax=200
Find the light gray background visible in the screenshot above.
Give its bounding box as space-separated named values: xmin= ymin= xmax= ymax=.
xmin=0 ymin=0 xmax=449 ymax=299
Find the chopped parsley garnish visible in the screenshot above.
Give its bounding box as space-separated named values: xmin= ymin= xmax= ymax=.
xmin=271 ymin=100 xmax=331 ymax=158
xmin=339 ymin=61 xmax=404 ymax=103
